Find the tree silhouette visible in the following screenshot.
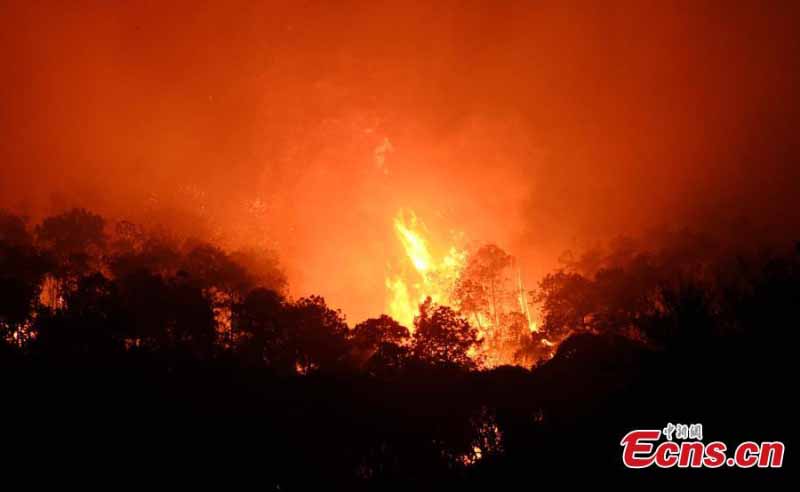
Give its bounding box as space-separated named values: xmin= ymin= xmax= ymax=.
xmin=166 ymin=272 xmax=218 ymax=358
xmin=284 ymin=295 xmax=349 ymax=374
xmin=0 ymin=206 xmax=795 ymax=486
xmin=35 ymin=208 xmax=107 ymax=306
xmin=180 ymin=242 xmax=255 ymax=346
xmin=181 ymin=242 xmax=254 ymax=296
xmin=115 ymin=269 xmax=172 ymax=349
xmin=35 ymin=208 xmax=106 ymax=270
xmin=108 ymin=222 xmax=181 ymax=278
xmin=0 ymin=213 xmax=48 ymax=343
xmin=230 ymin=247 xmax=288 ymax=294
xmin=350 ymin=315 xmax=410 ymax=372
xmin=233 ymin=287 xmax=287 ymax=367
xmin=0 ymin=211 xmax=32 ymax=246
xmin=33 ymin=272 xmax=124 ymax=359
xmin=351 ymin=315 xmax=409 ymax=351
xmin=533 ymin=271 xmax=595 ymax=340
xmin=412 ymin=298 xmax=481 ymax=369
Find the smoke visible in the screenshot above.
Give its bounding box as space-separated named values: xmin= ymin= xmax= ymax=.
xmin=2 ymin=1 xmax=798 ymax=321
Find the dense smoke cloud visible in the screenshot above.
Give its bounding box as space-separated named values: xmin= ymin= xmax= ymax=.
xmin=2 ymin=1 xmax=798 ymax=321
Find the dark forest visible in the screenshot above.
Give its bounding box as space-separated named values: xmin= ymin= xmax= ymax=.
xmin=1 ymin=208 xmax=794 ymax=486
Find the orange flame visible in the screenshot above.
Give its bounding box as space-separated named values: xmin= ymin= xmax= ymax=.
xmin=386 ymin=210 xmax=466 ymax=329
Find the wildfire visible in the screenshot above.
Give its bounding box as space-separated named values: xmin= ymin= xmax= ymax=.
xmin=516 ymin=268 xmax=537 ymax=333
xmin=386 ymin=210 xmax=467 ymax=329
xmin=385 ymin=209 xmax=544 ymax=368
xmin=394 ymin=216 xmax=433 ymax=273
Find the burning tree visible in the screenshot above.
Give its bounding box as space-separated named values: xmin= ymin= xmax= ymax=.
xmin=452 ymin=244 xmax=538 ymax=367
xmin=453 ymin=244 xmax=513 ymax=328
xmin=384 ymin=209 xmax=543 ymax=368
xmin=385 ymin=210 xmax=467 ymax=329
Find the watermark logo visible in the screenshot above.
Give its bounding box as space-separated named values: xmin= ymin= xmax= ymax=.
xmin=621 ymin=424 xmax=784 ymax=469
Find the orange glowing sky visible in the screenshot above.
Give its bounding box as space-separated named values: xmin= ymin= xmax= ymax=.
xmin=1 ymin=1 xmax=799 ymax=322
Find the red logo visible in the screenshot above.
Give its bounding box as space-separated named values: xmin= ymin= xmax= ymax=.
xmin=620 ymin=425 xmax=784 ymax=469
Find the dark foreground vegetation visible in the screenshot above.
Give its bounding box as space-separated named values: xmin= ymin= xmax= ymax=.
xmin=1 ymin=209 xmax=794 ymax=487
